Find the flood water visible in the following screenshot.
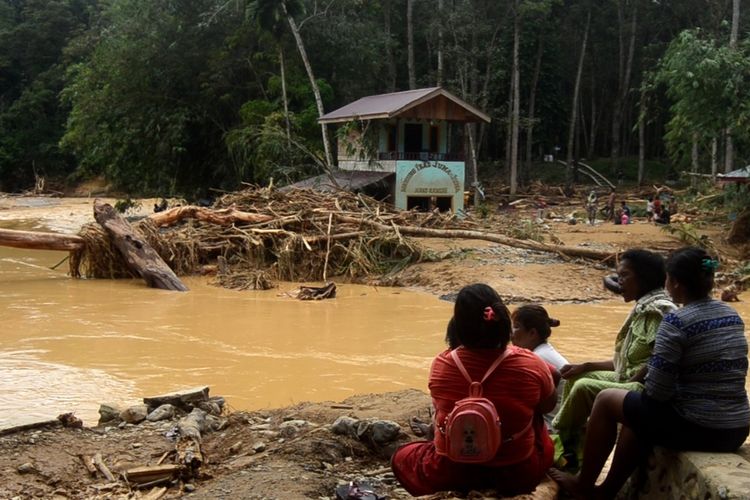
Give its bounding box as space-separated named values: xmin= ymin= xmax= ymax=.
xmin=1 ymin=218 xmax=748 ymax=429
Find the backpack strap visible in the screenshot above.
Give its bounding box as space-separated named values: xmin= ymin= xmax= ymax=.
xmin=450 ymin=348 xmax=511 ymax=396
xmin=504 ymin=418 xmax=533 ymax=443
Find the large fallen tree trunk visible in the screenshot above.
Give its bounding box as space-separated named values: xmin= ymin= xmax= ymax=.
xmin=94 ymin=200 xmax=188 ymax=291
xmin=0 ymin=228 xmax=84 ymax=251
xmin=335 ymin=215 xmax=618 ymax=263
xmin=149 ymin=205 xmax=275 ymax=227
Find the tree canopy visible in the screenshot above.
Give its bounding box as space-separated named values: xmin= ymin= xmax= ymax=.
xmin=0 ymin=0 xmax=748 ymax=195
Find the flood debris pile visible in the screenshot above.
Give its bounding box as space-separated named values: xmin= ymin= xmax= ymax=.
xmin=69 ymin=186 xmax=472 ymax=289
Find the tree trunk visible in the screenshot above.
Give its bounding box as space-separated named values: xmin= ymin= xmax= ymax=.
xmin=437 ymin=0 xmax=444 ymax=86
xmin=587 ymin=72 xmax=597 ymax=158
xmin=691 ymin=133 xmax=699 ymax=187
xmin=93 ymin=200 xmax=189 ymax=291
xmin=284 ymin=7 xmax=333 ymax=170
xmin=383 ymin=0 xmax=396 ymax=92
xmin=279 ymin=46 xmax=291 ymax=145
xmin=611 ymin=0 xmax=638 ymax=166
xmin=334 ymin=215 xmax=619 ymax=263
xmin=637 ymin=87 xmax=646 ymax=185
xmin=0 ymin=228 xmax=84 ymax=251
xmin=725 ymin=0 xmax=740 ymax=174
xmin=711 ymin=137 xmax=718 ymax=178
xmin=525 ymin=34 xmax=544 ymax=182
xmin=468 ymin=123 xmax=481 ymax=206
xmin=509 ymin=1 xmax=521 ymax=195
xmin=566 ymin=11 xmax=591 ymax=191
xmin=407 ymin=0 xmax=416 ymax=89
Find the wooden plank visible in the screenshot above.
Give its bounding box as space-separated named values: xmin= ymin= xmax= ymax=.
xmin=93 ymin=200 xmax=188 ymax=291
xmin=92 ymin=453 xmax=115 ymax=482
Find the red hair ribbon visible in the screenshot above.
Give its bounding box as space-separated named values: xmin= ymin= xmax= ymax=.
xmin=483 ymin=306 xmax=497 ymax=322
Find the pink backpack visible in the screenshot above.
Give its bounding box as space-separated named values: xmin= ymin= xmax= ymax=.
xmin=439 ymin=349 xmax=531 ymax=463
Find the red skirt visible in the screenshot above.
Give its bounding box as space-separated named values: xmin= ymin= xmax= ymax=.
xmin=390 ymin=416 xmax=553 ymax=496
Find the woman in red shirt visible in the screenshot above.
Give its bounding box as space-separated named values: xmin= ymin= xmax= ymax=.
xmin=391 ymin=283 xmax=558 ymax=496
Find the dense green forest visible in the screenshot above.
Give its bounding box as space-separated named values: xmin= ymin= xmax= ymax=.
xmin=0 ymin=0 xmax=748 ymax=197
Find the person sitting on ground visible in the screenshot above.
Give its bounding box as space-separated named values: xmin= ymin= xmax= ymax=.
xmin=391 ymin=284 xmax=558 ymax=496
xmin=619 ymin=201 xmax=631 ymax=224
xmin=586 ymin=190 xmax=598 ymax=225
xmin=511 ymin=305 xmax=569 ymax=426
xmin=550 ymin=249 xmax=676 ymax=466
xmin=549 ymin=246 xmax=750 ymax=498
xmin=654 ymin=205 xmax=671 ymax=225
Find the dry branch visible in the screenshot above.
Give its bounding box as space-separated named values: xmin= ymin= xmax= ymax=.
xmin=92 ymin=453 xmax=115 ymax=482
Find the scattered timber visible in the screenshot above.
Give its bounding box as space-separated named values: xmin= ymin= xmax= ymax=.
xmin=93 ymin=200 xmax=188 ymax=291
xmin=334 ymin=215 xmax=618 ymax=263
xmin=125 ymin=464 xmax=182 ymax=486
xmin=149 ymin=205 xmax=274 ymax=227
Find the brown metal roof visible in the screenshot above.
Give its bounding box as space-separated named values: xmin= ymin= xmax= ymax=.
xmin=319 ymin=87 xmax=491 ymax=124
xmin=281 ymin=170 xmax=394 ymax=193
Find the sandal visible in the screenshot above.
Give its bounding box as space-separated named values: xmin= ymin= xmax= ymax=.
xmin=335 ymin=481 xmax=387 ymax=500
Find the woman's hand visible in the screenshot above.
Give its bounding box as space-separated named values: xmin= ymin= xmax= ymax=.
xmin=559 ymin=363 xmax=587 ymax=379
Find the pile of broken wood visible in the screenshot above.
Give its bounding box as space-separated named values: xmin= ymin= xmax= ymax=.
xmin=0 ymin=185 xmax=622 ymax=292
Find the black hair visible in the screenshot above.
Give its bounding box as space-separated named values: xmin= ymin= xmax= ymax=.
xmin=452 ymin=283 xmax=511 ymax=349
xmin=666 ymin=246 xmax=715 ymax=300
xmin=445 ymin=317 xmax=460 ymax=349
xmin=620 ymin=249 xmax=667 ymax=298
xmin=511 ymin=304 xmax=560 ymax=342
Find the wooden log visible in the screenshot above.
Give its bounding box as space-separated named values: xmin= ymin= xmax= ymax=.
xmin=140 ymin=487 xmax=167 ymax=500
xmin=149 ymin=205 xmax=274 ymax=227
xmin=175 ymin=408 xmax=206 ymax=473
xmin=93 ymin=200 xmax=188 ymax=291
xmin=0 ymin=419 xmax=61 ymax=437
xmin=335 ymin=215 xmax=619 ymax=263
xmin=143 ymin=386 xmax=209 ymax=411
xmin=78 ymin=454 xmax=97 ymax=477
xmin=124 ymin=464 xmax=182 ymax=485
xmin=0 ymin=228 xmax=84 ymax=251
xmin=92 ymin=453 xmax=116 ymax=482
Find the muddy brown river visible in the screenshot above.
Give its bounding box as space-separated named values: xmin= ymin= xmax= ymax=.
xmin=0 ymin=209 xmax=748 ymax=429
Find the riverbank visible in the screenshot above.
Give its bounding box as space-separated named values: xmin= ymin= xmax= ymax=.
xmin=0 ymin=191 xmax=747 ymax=499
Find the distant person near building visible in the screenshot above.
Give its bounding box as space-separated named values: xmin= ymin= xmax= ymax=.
xmin=586 ymin=190 xmax=598 ymax=225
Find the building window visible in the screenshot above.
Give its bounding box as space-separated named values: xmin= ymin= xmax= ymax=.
xmin=429 ymin=125 xmax=439 ymax=153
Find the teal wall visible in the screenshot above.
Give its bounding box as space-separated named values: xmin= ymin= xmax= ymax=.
xmin=395 ymin=160 xmax=464 ymax=212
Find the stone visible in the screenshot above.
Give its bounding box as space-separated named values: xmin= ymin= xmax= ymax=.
xmin=356 ymin=419 xmax=401 ymax=445
xmin=120 ymin=404 xmax=148 ymax=424
xmin=279 ymin=419 xmax=310 ymax=437
xmin=97 ymin=403 xmax=122 ymax=424
xmin=146 ymin=404 xmax=175 ymax=422
xmin=252 ymin=442 xmax=266 ymax=453
xmin=183 ymin=484 xmax=196 ymax=493
xmin=17 ymin=463 xmax=35 ymax=474
xmin=205 ymin=414 xmax=228 ymax=432
xmin=330 ymin=416 xmax=359 ymax=438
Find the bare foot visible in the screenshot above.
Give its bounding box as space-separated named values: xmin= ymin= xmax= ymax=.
xmin=547 ymin=468 xmax=593 ymax=500
xmin=408 ymin=417 xmax=433 ymax=440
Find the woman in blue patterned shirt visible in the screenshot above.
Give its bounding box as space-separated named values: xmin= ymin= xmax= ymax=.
xmin=550 ymin=246 xmax=749 ymax=498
